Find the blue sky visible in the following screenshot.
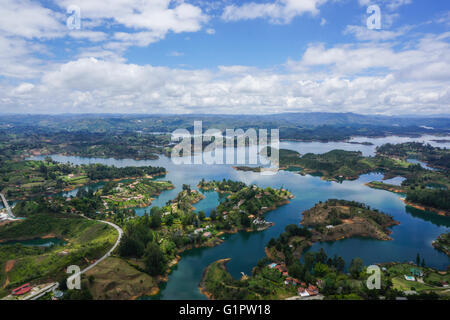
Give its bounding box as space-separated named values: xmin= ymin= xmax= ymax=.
xmin=0 ymin=0 xmax=449 ymax=115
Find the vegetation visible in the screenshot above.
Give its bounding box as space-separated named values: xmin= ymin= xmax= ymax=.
xmin=300 ymin=199 xmax=399 ymax=241
xmin=115 ymin=180 xmax=293 ymax=282
xmin=432 ymin=233 xmax=450 ymax=257
xmin=201 ymin=221 xmax=450 ymax=300
xmin=0 ymin=213 xmax=117 ymax=298
xmin=99 ymin=179 xmax=174 ymax=209
xmin=0 ymin=157 xmax=166 ymax=201
xmin=377 ymin=142 xmax=450 ymax=170
xmin=406 ymin=189 xmax=450 ymax=212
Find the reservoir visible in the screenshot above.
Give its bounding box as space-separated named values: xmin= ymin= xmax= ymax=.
xmin=30 ymin=135 xmax=450 ymax=299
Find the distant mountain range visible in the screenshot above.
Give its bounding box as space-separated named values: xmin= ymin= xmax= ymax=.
xmin=0 ymin=113 xmax=448 ymax=140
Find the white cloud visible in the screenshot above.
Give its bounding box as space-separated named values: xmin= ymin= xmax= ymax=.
xmin=56 ymin=0 xmax=209 ymax=47
xmin=206 ymin=28 xmax=216 ymax=35
xmin=0 ymin=0 xmax=64 ymax=39
xmin=2 ymin=30 xmax=449 ymax=115
xmin=344 ymin=25 xmax=407 ymax=41
xmin=0 ymin=35 xmax=46 ymax=78
xmin=68 ymin=30 xmax=108 ymax=42
xmin=358 ymin=0 xmax=411 ymax=11
xmin=290 ymin=33 xmax=450 ymax=81
xmin=222 ymin=0 xmax=328 ymax=24
xmin=12 ymin=82 xmax=35 ymax=94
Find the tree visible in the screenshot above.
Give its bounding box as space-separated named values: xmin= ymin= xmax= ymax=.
xmin=210 ymin=209 xmax=217 ymax=221
xmin=316 ymin=248 xmax=328 ymax=264
xmin=288 ymin=262 xmax=305 ymax=280
xmin=416 ymin=253 xmax=421 ymax=266
xmin=240 ymin=214 xmax=251 ymax=228
xmin=144 ymin=242 xmax=166 ymax=276
xmin=333 ymin=255 xmax=345 ymax=273
xmin=198 ymin=210 xmax=206 ymax=221
xmin=150 ymin=207 xmax=162 ymax=228
xmin=119 ymin=234 xmax=145 ymax=257
xmin=349 ymin=258 xmax=363 ymax=279
xmin=304 ymin=252 xmax=316 ymax=271
xmin=314 ymin=262 xmax=329 ymax=277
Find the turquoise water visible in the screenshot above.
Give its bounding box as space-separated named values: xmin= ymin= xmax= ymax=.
xmin=29 ymin=136 xmax=450 ymax=300
xmin=193 ymin=190 xmax=228 ymax=217
xmin=0 ymin=237 xmax=64 ymax=247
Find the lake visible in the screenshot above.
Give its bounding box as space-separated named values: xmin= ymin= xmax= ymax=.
xmin=30 ymin=135 xmax=450 ymax=300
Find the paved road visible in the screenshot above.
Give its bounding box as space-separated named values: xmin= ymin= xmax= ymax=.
xmin=0 ymin=193 xmax=15 ymax=219
xmin=67 ymin=218 xmax=123 ymax=286
xmin=28 ymin=282 xmax=59 ymax=301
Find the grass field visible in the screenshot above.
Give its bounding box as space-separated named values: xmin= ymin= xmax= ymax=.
xmin=0 ymin=214 xmax=118 ymax=298
xmin=84 ymin=256 xmax=157 ymax=300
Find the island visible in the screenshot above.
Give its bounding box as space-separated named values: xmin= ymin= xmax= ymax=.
xmin=200 ymin=209 xmax=448 ymax=300
xmin=0 ymin=157 xmax=167 ymax=201
xmin=99 ymin=179 xmax=174 ymax=209
xmin=432 ymin=233 xmax=450 ymax=257
xmin=89 ymin=180 xmax=294 ymax=298
xmin=300 ymin=199 xmax=399 ymax=241
xmin=234 ymin=143 xmax=450 ymax=216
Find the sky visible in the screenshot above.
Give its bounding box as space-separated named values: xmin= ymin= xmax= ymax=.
xmin=0 ymin=0 xmax=449 ymax=115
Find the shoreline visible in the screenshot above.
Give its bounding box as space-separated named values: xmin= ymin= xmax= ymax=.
xmin=5 ymin=171 xmax=169 ymax=202
xmin=400 ymin=198 xmax=449 ymax=217
xmin=198 ymin=258 xmax=231 ymax=300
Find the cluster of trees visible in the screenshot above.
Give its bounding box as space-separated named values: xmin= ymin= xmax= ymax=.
xmin=406 ymin=189 xmax=450 ymax=210
xmin=84 ymin=164 xmax=166 ymax=180
xmin=13 ymin=190 xmax=103 ymax=218
xmin=377 ymin=142 xmax=449 ymax=170
xmin=267 ymin=224 xmax=312 ymax=261
xmin=198 ymin=179 xmax=246 ymax=193
xmin=217 ymin=186 xmax=287 ymax=217
xmin=118 ymin=207 xmax=167 ymax=276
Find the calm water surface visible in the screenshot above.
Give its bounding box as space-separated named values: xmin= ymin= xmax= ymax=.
xmin=30 ymin=136 xmax=450 ymax=299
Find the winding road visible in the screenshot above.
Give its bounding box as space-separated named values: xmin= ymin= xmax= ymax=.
xmin=26 ymin=217 xmax=122 ymax=300
xmin=66 ymin=217 xmax=123 ymax=287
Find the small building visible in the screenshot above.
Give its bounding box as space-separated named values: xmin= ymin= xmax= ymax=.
xmin=410 ymin=268 xmax=424 ymax=277
xmin=306 ymin=284 xmax=319 ymax=296
xmin=298 ymin=287 xmax=310 ymax=297
xmin=12 ymin=283 xmax=31 ymax=296
xmin=268 ymin=263 xmax=277 ymax=269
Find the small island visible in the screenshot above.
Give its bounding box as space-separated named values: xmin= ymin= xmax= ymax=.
xmin=99 ymin=179 xmax=174 ymax=209
xmin=200 ymin=209 xmax=448 ymax=300
xmin=432 ymin=233 xmax=450 ymax=257
xmin=300 ymin=199 xmax=399 ymax=241
xmin=233 ymin=143 xmax=450 ymax=216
